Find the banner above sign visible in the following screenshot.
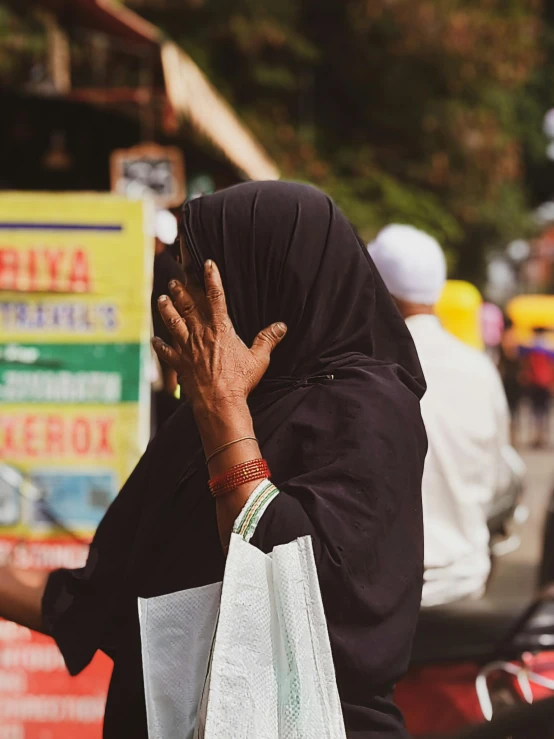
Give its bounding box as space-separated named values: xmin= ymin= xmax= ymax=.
xmin=110 ymin=141 xmax=186 ymax=208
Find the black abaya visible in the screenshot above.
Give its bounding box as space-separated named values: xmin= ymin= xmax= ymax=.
xmin=43 ymin=181 xmax=427 ymax=738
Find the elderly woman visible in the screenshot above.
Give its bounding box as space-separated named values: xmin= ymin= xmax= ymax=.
xmin=0 ymin=182 xmax=426 ymax=738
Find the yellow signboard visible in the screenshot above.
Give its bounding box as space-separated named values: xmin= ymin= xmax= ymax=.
xmin=0 ymin=193 xmax=152 ymax=344
xmin=0 ymin=193 xmax=154 ymax=539
xmin=0 ymin=193 xmax=154 ymax=738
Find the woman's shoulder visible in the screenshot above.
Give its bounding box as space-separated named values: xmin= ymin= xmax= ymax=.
xmin=309 ymin=362 xmax=424 ymax=418
xmin=286 ymin=365 xmax=426 ymax=460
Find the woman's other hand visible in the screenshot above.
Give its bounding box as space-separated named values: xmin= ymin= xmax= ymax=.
xmin=0 ymin=567 xmax=48 ymax=633
xmin=152 ymin=260 xmax=287 ymax=416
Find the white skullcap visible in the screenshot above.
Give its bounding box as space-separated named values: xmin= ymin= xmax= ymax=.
xmin=368 ymin=224 xmax=446 ymax=305
xmin=155 ymin=209 xmax=178 ymax=246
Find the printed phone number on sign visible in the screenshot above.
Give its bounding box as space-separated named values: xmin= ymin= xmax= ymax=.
xmin=0 ymin=696 xmax=105 ymax=723
xmin=0 ymin=371 xmax=122 ymax=404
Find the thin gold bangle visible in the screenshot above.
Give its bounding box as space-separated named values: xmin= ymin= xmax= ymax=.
xmin=205 ymin=436 xmax=258 ymax=466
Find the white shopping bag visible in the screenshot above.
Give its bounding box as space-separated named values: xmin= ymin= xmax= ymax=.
xmin=138 ymin=581 xmax=222 ymax=739
xmin=139 ymin=533 xmax=346 ymax=739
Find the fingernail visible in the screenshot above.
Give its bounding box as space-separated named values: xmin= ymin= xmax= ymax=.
xmin=275 ymin=323 xmax=287 ymax=337
xmin=205 ymin=259 xmax=214 ymax=271
xmin=169 ymin=280 xmax=178 ymax=290
xmin=158 ymin=295 xmax=169 ymax=303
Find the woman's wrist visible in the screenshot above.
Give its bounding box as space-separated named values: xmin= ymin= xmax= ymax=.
xmin=193 ymin=398 xmax=256 ymax=458
xmin=194 ymin=397 xmax=266 ymax=548
xmin=193 ymin=401 xmax=259 ymax=472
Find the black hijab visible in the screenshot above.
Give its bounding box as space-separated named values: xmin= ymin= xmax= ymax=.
xmin=44 ymin=181 xmax=427 ymax=738
xmin=183 ymin=181 xmax=424 ymax=387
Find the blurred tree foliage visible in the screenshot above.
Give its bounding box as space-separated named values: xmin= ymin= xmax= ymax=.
xmin=0 ymin=4 xmax=47 ymax=89
xmin=113 ymin=2 xmax=554 ymax=276
xmin=518 ymin=1 xmax=554 ymax=214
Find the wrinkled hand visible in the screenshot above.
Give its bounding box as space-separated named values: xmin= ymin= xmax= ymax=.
xmin=152 ymin=260 xmax=287 ymax=414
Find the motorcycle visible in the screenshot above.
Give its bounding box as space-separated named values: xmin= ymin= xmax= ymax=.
xmin=487 ymin=445 xmax=528 ymax=559
xmin=395 ymin=463 xmax=544 ymax=737
xmin=434 ymin=695 xmax=554 ymax=738
xmin=396 ymin=580 xmax=554 ymax=736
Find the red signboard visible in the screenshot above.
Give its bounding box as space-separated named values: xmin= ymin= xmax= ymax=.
xmin=0 ymin=538 xmax=111 ymax=739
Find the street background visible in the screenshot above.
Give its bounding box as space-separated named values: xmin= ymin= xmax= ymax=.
xmin=4 ymin=1 xmax=554 ymax=737
xmin=491 ymin=415 xmax=554 ymax=601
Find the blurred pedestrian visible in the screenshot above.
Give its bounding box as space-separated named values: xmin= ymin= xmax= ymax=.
xmin=498 ymin=315 xmax=523 ymax=445
xmin=369 ymin=224 xmax=523 ymax=607
xmin=520 ymin=326 xmax=554 ymax=449
xmin=480 ymin=302 xmax=504 ymax=364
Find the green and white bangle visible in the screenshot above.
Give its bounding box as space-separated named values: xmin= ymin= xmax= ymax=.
xmin=233 ymin=479 xmax=279 ymax=543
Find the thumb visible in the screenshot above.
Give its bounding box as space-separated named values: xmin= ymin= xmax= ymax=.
xmin=251 ymin=322 xmax=287 ymax=365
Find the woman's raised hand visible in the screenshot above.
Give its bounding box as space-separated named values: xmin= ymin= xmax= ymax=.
xmin=152 ymin=260 xmax=287 ymax=416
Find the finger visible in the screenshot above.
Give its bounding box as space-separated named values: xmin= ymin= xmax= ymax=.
xmin=158 ymin=295 xmax=190 ymax=347
xmin=203 ymin=260 xmax=229 ymax=323
xmin=168 ymin=280 xmax=202 ymax=327
xmin=152 ymin=336 xmax=181 ymax=368
xmin=251 ymin=323 xmax=287 ymax=365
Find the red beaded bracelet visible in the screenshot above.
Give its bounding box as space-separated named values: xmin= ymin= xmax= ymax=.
xmin=209 ymin=459 xmax=270 ymax=498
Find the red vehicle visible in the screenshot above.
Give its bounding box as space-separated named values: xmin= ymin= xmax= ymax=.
xmin=396 ymin=584 xmax=554 ymax=736
xmin=437 ymin=695 xmax=554 ymax=739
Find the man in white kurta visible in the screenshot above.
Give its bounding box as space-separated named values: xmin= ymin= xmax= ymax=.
xmin=369 ymin=225 xmax=522 ymax=606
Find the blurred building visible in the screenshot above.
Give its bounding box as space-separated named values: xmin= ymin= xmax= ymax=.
xmin=0 ymin=0 xmax=278 ymax=194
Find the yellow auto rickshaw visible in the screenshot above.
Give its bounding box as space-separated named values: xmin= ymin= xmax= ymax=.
xmin=506 ymin=295 xmax=554 ymax=351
